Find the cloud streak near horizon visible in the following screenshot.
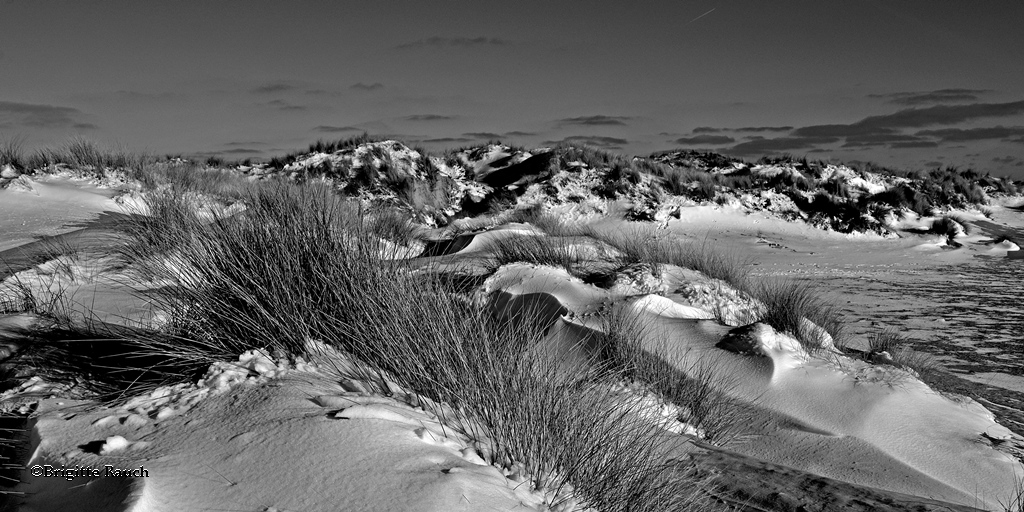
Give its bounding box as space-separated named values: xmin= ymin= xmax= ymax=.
xmin=867 ymin=88 xmax=991 ymax=106
xmin=0 ymin=101 xmax=95 ymax=129
xmin=684 ymin=99 xmax=1024 ymax=158
xmin=557 ymin=115 xmax=631 ymax=126
xmin=793 ymin=100 xmax=1024 ymax=138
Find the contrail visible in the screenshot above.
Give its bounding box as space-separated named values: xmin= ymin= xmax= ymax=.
xmin=688 ymin=7 xmax=716 ymax=23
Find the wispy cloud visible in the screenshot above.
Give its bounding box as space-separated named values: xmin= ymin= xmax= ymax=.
xmin=993 ymin=156 xmax=1022 ymax=165
xmin=545 ymin=135 xmax=628 ymax=149
xmin=557 ymin=115 xmax=631 ymax=126
xmin=350 ymin=82 xmax=384 ymax=91
xmin=692 ymin=126 xmax=792 ymax=134
xmin=422 ymin=137 xmax=475 ymax=144
xmin=396 ymin=36 xmax=507 ymax=50
xmin=724 ymin=136 xmax=840 ymax=156
xmin=250 ymin=82 xmax=296 ymax=94
xmin=224 ymin=141 xmax=267 ymax=147
xmin=915 ymin=125 xmax=1024 ymax=142
xmin=404 ymin=114 xmax=456 ymax=121
xmin=673 ymin=135 xmax=735 ymax=145
xmin=794 ymin=100 xmax=1024 ymax=138
xmin=313 ymin=125 xmax=362 ymax=133
xmin=463 ymin=132 xmax=502 ymax=139
xmin=260 ymin=99 xmax=306 ymax=111
xmin=890 ymin=141 xmax=939 ymax=149
xmin=867 ymin=88 xmax=991 ymax=106
xmin=505 ymin=130 xmax=536 ymax=137
xmin=0 ymin=101 xmax=94 ymax=129
xmin=841 ymin=133 xmax=932 ymax=148
xmin=735 ymin=126 xmax=794 ymax=132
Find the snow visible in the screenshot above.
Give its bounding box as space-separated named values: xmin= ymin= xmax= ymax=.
xmin=5 ymin=164 xmax=1024 ymax=511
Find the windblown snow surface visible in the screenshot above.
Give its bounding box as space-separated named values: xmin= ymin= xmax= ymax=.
xmin=2 ymin=160 xmax=1024 ymax=511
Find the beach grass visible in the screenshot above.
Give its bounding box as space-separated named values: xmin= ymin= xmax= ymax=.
xmin=43 ymin=178 xmax=716 ymax=510
xmin=867 ymin=328 xmax=942 ymax=380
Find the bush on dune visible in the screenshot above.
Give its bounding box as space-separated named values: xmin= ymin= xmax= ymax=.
xmin=929 ymin=214 xmax=972 ymax=238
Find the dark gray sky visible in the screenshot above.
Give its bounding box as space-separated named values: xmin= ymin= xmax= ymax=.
xmin=3 ymin=0 xmax=1024 ymax=178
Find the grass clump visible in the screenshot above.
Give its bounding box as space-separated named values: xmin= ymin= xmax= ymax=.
xmin=0 ymin=135 xmax=26 ymax=170
xmin=746 ymin=279 xmax=846 ymax=352
xmin=866 ymin=328 xmax=941 ymax=380
xmin=485 ymin=233 xmax=605 ymax=281
xmin=135 ymin=159 xmax=253 ymax=197
xmin=593 ymin=309 xmax=752 ymax=446
xmin=592 ymin=228 xmax=751 ymax=287
xmin=929 ymin=214 xmax=971 ymax=238
xmin=30 ymin=136 xmax=151 ymax=176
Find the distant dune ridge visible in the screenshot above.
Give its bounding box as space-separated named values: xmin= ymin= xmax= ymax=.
xmin=1 ymin=137 xmax=1024 ymax=511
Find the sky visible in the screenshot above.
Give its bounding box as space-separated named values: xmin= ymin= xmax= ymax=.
xmin=2 ymin=0 xmax=1024 ymax=178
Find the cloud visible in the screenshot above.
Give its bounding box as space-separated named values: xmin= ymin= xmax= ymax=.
xmin=221 ymin=148 xmax=264 ymax=155
xmin=890 ymin=141 xmax=939 ymax=148
xmin=692 ymin=126 xmax=792 ymax=134
xmin=260 ymin=99 xmax=306 ymax=111
xmin=673 ymin=135 xmax=735 ymax=145
xmin=224 ymin=141 xmax=267 ymax=147
xmin=794 ymin=100 xmax=1024 ymax=138
xmin=404 ymin=114 xmax=455 ymax=121
xmin=422 ymin=137 xmax=475 ymax=144
xmin=544 ymin=135 xmax=629 ymax=149
xmin=841 ymin=133 xmax=933 ymax=148
xmin=915 ymin=125 xmax=1024 ymax=142
xmin=725 ymin=136 xmax=840 ymax=156
xmin=350 ymin=82 xmax=384 ymax=91
xmin=735 ymin=126 xmax=793 ymax=132
xmin=557 ymin=115 xmax=631 ymax=126
xmin=313 ymin=125 xmax=362 ymax=133
xmin=505 ymin=131 xmax=536 ymax=137
xmin=993 ymin=156 xmax=1021 ymax=165
xmin=0 ymin=101 xmax=93 ymax=129
xmin=463 ymin=132 xmax=502 ymax=139
xmin=867 ymin=88 xmax=990 ymax=106
xmin=250 ymin=82 xmax=296 ymax=94
xmin=395 ymin=36 xmax=507 ymax=49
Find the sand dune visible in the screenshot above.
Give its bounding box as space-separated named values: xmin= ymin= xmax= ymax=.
xmin=3 ymin=169 xmax=1024 ymax=511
